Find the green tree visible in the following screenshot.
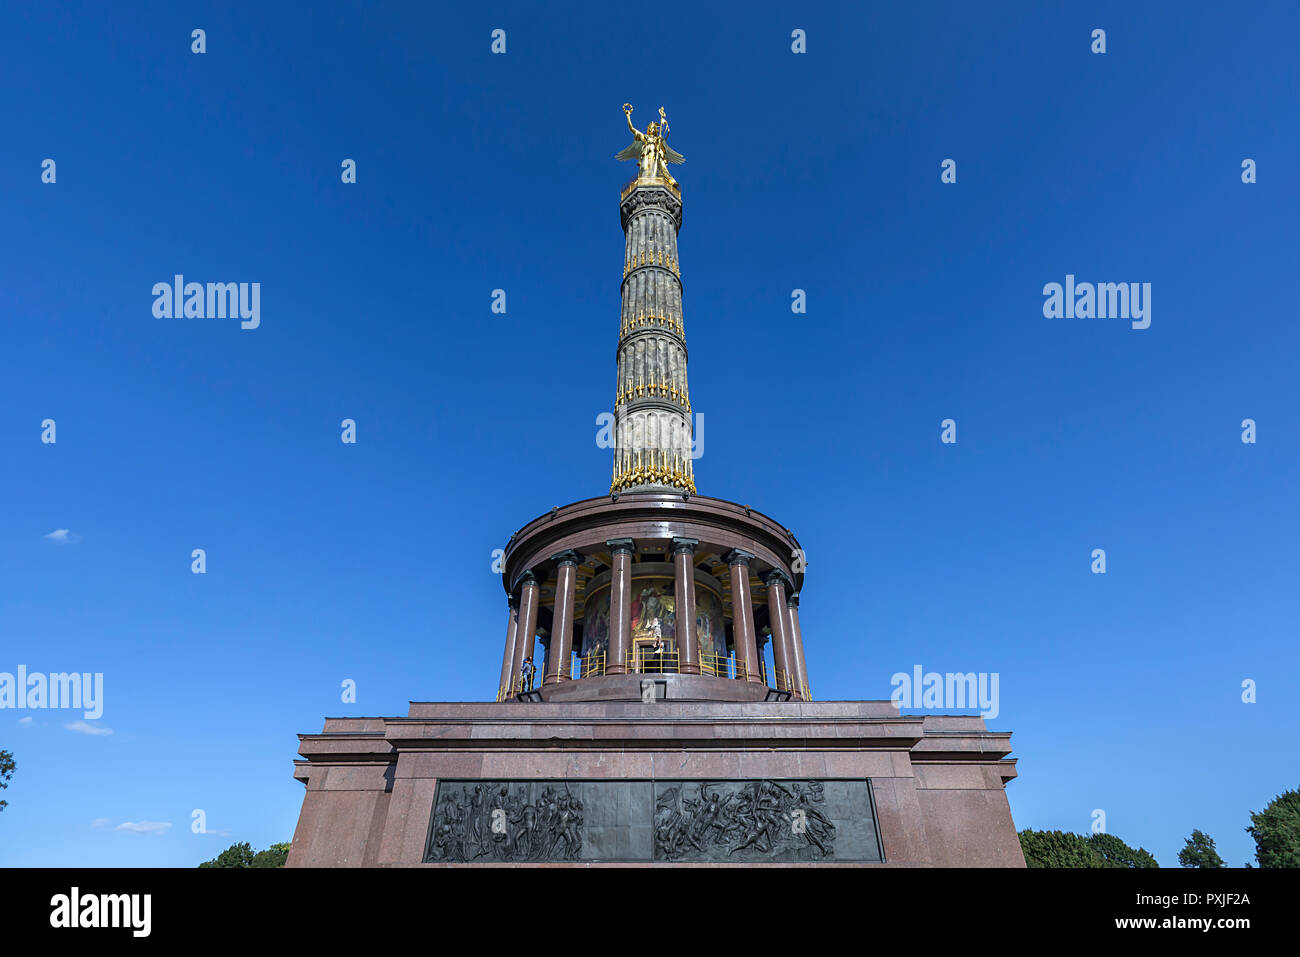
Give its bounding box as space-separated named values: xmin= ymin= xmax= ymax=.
xmin=1178 ymin=829 xmax=1225 ymax=868
xmin=1019 ymin=829 xmax=1158 ymax=867
xmin=0 ymin=749 xmax=14 ymax=812
xmin=1246 ymin=788 xmax=1300 ymax=868
xmin=1088 ymin=831 xmax=1159 ymax=868
xmin=199 ymin=840 xmax=290 ymax=868
xmin=1019 ymin=829 xmax=1106 ymax=867
xmin=252 ymin=842 xmax=291 ymax=868
xmin=199 ymin=841 xmax=254 ymax=868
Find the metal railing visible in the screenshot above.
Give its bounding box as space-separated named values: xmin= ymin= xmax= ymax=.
xmin=770 ymin=669 xmax=811 ymax=700
xmin=498 ymin=652 xmax=811 ymax=701
xmin=496 ymin=671 xmax=541 ymax=702
xmin=626 ymin=648 xmax=678 ymax=674
xmin=580 ymin=652 xmax=605 ymax=678
xmin=699 ymin=653 xmax=760 ymax=682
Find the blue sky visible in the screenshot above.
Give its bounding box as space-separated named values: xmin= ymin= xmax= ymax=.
xmin=1 ymin=1 xmax=1296 ymax=867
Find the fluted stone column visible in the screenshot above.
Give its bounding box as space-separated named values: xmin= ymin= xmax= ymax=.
xmin=606 ymin=539 xmax=634 ymax=675
xmin=725 ymin=549 xmax=761 ymax=683
xmin=764 ymin=570 xmax=795 ymax=695
xmin=672 ymin=538 xmax=700 ymax=674
xmin=545 ymin=551 xmax=580 ymax=685
xmin=788 ymin=593 xmax=809 ymax=699
xmin=611 ymin=183 xmax=696 ymax=494
xmin=498 ymin=597 xmax=519 ymax=700
xmin=511 ymin=571 xmax=540 ymax=688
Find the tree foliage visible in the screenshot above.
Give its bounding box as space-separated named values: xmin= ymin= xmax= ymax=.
xmin=1178 ymin=829 xmax=1225 ymax=868
xmin=199 ymin=841 xmax=291 ymax=868
xmin=1246 ymin=788 xmax=1300 ymax=868
xmin=1019 ymin=829 xmax=1158 ymax=867
xmin=199 ymin=841 xmax=253 ymax=868
xmin=1019 ymin=829 xmax=1104 ymax=867
xmin=1088 ymin=831 xmax=1159 ymax=868
xmin=253 ymin=842 xmax=291 ymax=867
xmin=0 ymin=749 xmax=13 ymax=813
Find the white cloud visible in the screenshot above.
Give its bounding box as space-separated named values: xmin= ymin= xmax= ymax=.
xmin=44 ymin=529 xmax=81 ymax=544
xmin=65 ymin=720 xmax=112 ymax=736
xmin=116 ymin=821 xmax=172 ymax=834
xmin=18 ymin=716 xmax=33 ymax=725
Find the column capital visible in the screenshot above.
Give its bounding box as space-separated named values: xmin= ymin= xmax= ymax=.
xmin=787 ymin=592 xmax=800 ymax=608
xmin=517 ymin=569 xmax=538 ymax=590
xmin=763 ymin=569 xmax=791 ymax=590
xmin=550 ymin=550 xmax=582 ymax=567
xmin=605 ymin=538 xmax=636 ymax=555
xmin=671 ymin=537 xmax=699 ymax=555
xmin=724 ymin=548 xmax=755 ymax=567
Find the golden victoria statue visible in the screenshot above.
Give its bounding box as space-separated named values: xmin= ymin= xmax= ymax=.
xmin=617 ymin=103 xmax=684 ymax=190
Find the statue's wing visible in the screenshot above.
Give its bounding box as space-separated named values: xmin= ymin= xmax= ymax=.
xmin=662 ymin=143 xmax=685 ymax=165
xmin=615 ymin=139 xmax=643 ymax=162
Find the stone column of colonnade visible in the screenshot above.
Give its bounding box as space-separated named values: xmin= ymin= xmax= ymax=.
xmin=545 ymin=552 xmax=580 ymax=685
xmin=497 ymin=596 xmax=519 ymax=700
xmin=787 ymin=594 xmax=809 ymax=699
xmin=506 ymin=571 xmax=539 ymax=696
xmin=611 ymin=181 xmax=695 ymax=494
xmin=498 ymin=547 xmax=809 ymax=698
xmin=725 ymin=550 xmax=763 ymax=683
xmin=763 ymin=571 xmax=802 ymax=699
xmin=672 ymin=538 xmax=700 ymax=674
xmin=605 ymin=539 xmax=634 ymax=676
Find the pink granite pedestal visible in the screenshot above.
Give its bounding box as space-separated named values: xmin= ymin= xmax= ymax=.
xmin=287 ymin=696 xmax=1025 ymax=867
